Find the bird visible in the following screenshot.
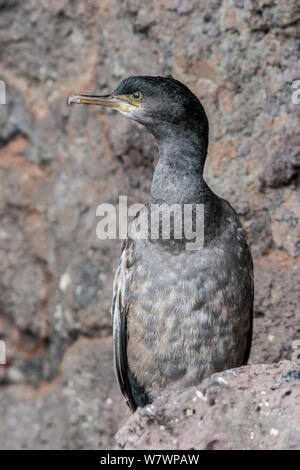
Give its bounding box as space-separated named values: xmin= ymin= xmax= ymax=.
xmin=68 ymin=76 xmax=254 ymax=412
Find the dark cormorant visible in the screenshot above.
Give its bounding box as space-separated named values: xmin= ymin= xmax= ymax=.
xmin=68 ymin=76 xmax=253 ymax=412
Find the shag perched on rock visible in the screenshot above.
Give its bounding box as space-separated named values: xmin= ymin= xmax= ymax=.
xmin=68 ymin=76 xmax=253 ymax=412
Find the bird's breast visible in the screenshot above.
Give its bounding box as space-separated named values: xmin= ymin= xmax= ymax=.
xmin=126 ymin=230 xmax=252 ymax=400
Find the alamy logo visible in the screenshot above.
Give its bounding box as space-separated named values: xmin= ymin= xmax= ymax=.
xmin=0 ymin=80 xmax=6 ymax=105
xmin=0 ymin=340 xmax=6 ymax=365
xmin=292 ymin=80 xmax=300 ymax=105
xmin=96 ymin=196 xmax=205 ymax=250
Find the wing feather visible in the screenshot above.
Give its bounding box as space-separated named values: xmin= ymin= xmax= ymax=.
xmin=242 ymin=245 xmax=254 ymax=365
xmin=111 ymin=238 xmax=137 ymax=411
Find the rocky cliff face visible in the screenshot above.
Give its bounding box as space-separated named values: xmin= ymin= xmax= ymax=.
xmin=115 ymin=361 xmax=300 ymax=450
xmin=0 ymin=0 xmax=299 ymax=449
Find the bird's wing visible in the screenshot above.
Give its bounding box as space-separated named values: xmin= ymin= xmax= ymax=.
xmin=111 ymin=237 xmax=137 ymax=411
xmin=242 ymin=245 xmax=254 ymax=365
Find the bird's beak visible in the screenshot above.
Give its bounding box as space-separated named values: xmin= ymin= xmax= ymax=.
xmin=67 ymin=94 xmax=141 ymax=115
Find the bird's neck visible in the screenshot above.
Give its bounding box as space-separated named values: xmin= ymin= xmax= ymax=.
xmin=150 ymin=129 xmax=210 ymax=204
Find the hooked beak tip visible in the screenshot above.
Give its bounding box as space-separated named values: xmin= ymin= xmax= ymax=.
xmin=67 ymin=94 xmax=81 ymax=105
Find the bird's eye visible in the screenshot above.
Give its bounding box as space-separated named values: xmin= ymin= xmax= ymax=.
xmin=131 ymin=91 xmax=143 ymax=102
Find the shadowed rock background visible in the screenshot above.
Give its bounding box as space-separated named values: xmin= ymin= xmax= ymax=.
xmin=0 ymin=0 xmax=299 ymax=449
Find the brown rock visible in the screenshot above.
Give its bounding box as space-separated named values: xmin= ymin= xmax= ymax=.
xmin=0 ymin=337 xmax=130 ymax=449
xmin=115 ymin=361 xmax=300 ymax=450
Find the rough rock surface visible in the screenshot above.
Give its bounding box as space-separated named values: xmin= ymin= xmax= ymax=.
xmin=0 ymin=0 xmax=299 ymax=449
xmin=0 ymin=337 xmax=130 ymax=449
xmin=115 ymin=361 xmax=300 ymax=450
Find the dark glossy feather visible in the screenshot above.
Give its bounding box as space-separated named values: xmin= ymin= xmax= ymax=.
xmin=112 ymin=238 xmax=151 ymax=411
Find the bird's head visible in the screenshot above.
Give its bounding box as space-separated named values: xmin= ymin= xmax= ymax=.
xmin=68 ymin=75 xmax=208 ymax=143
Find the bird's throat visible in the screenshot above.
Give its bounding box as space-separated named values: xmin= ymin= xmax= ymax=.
xmin=150 ymin=132 xmax=209 ymax=205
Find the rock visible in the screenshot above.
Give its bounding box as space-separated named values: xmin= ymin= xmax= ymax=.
xmin=0 ymin=337 xmax=130 ymax=449
xmin=250 ymin=251 xmax=300 ymax=364
xmin=270 ymin=191 xmax=300 ymax=257
xmin=115 ymin=361 xmax=300 ymax=450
